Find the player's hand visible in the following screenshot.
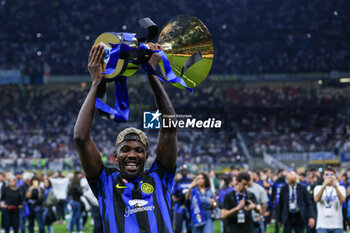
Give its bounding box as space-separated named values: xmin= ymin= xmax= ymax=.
xmin=190 ymin=179 xmax=197 ymax=188
xmin=171 ymin=195 xmax=180 ymax=202
xmin=244 ymin=200 xmax=256 ymax=211
xmin=332 ymin=179 xmax=338 ymax=187
xmin=147 ymin=43 xmax=163 ymax=70
xmin=308 ymin=218 xmax=315 ymax=228
xmin=88 ymin=45 xmax=105 ymax=85
xmin=237 ymin=200 xmax=245 ymax=210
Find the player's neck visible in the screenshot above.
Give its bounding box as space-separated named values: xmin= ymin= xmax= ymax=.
xmin=236 ymin=186 xmax=244 ymax=194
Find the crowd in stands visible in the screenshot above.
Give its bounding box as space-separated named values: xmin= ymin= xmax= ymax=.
xmin=1 ymin=0 xmax=350 ymax=77
xmin=0 ymin=84 xmax=245 ymax=169
xmin=1 ymin=83 xmax=350 ymax=168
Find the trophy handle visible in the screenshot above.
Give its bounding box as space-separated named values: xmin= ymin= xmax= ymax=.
xmin=93 ymin=32 xmax=138 ymax=81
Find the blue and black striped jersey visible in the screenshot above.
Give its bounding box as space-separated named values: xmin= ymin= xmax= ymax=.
xmin=88 ymin=159 xmax=175 ymax=233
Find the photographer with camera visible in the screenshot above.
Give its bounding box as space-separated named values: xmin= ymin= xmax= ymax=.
xmin=26 ymin=176 xmax=45 ymax=233
xmin=314 ymin=167 xmax=346 ymax=233
xmin=221 ymin=171 xmax=259 ymax=233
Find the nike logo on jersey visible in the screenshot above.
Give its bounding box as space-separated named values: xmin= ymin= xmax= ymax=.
xmin=116 ymin=183 xmax=127 ymax=189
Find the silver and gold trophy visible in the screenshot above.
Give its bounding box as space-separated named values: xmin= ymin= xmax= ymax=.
xmin=93 ymin=15 xmax=214 ymax=122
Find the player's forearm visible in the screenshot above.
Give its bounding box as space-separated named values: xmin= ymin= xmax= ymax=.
xmin=221 ymin=207 xmax=239 ymax=219
xmin=335 ymin=186 xmax=346 ymax=203
xmin=185 ymin=187 xmax=192 ymax=201
xmin=314 ymin=185 xmax=326 ymax=202
xmin=74 ymin=81 xmax=99 ymax=141
xmin=261 ymin=203 xmax=267 ymax=215
xmin=148 ymin=73 xmax=178 ymax=170
xmin=147 ymin=74 xmax=176 ymax=116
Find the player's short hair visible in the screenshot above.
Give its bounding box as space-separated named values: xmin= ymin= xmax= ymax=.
xmin=324 ymin=167 xmax=335 ymax=174
xmin=236 ymin=171 xmax=251 ymax=183
xmin=115 ymin=128 xmax=148 ymax=148
xmin=263 ymin=168 xmax=271 ymax=174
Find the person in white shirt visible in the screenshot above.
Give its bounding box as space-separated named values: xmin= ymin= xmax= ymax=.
xmin=49 ymin=172 xmax=70 ymax=223
xmin=314 ymin=167 xmax=346 ymax=233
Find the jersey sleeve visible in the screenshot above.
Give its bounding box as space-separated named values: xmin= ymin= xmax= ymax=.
xmin=87 ymin=165 xmax=119 ymax=198
xmin=149 ymin=159 xmax=176 ymax=192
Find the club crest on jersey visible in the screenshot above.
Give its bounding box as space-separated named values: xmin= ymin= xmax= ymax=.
xmin=141 ymin=183 xmax=154 ymax=194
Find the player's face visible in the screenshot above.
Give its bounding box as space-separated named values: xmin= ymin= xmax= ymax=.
xmin=196 ymin=174 xmax=205 ymax=187
xmin=116 ymin=141 xmax=148 ymax=180
xmin=323 ymin=171 xmax=335 ymax=181
xmin=8 ymin=178 xmax=16 ymax=188
xmin=237 ymin=179 xmax=249 ymax=192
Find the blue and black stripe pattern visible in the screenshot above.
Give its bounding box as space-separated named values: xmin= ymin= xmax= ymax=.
xmin=88 ymin=160 xmax=175 ymax=233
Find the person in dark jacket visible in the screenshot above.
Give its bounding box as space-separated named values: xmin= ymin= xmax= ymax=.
xmin=1 ymin=176 xmax=23 ymax=233
xmin=277 ymin=172 xmax=315 ymax=233
xmin=69 ymin=175 xmax=83 ymax=233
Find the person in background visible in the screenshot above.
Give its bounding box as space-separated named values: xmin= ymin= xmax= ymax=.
xmin=277 ymin=172 xmax=315 ymax=233
xmin=247 ymin=172 xmax=269 ymax=233
xmin=76 ymin=171 xmax=88 ymax=230
xmin=83 ymin=184 xmax=102 ymax=233
xmin=272 ymin=169 xmax=286 ymax=233
xmin=43 ymin=177 xmax=56 ymax=233
xmin=209 ymin=170 xmax=219 ymax=196
xmin=299 ymin=173 xmax=307 ymax=186
xmin=49 ymin=171 xmax=69 ymax=224
xmin=172 ymin=167 xmax=192 ymax=233
xmin=1 ymin=176 xmax=23 ymax=233
xmin=186 ymin=172 xmax=215 ymax=233
xmin=259 ymin=168 xmax=274 ymax=232
xmin=231 ymin=166 xmax=240 ymax=177
xmin=339 ymin=173 xmax=348 ymax=232
xmin=218 ymin=175 xmax=234 ymax=233
xmin=19 ymin=172 xmax=33 ymax=233
xmin=68 ymin=175 xmax=83 ymax=233
xmin=305 ymin=171 xmax=317 ymax=233
xmin=222 ymin=171 xmax=258 ymax=233
xmin=251 ymin=171 xmax=261 ymax=183
xmin=0 ymin=172 xmax=6 ymax=232
xmin=15 ymin=172 xmax=24 ymax=188
xmin=26 ymin=176 xmax=45 ymax=233
xmin=314 ymin=167 xmax=346 ymax=233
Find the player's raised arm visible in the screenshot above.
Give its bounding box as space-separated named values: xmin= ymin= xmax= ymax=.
xmin=74 ymin=45 xmax=105 ymax=179
xmin=147 ymin=43 xmax=177 ymax=172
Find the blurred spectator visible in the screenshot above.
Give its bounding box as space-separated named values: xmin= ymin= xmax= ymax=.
xmin=1 ymin=176 xmax=23 ymax=233
xmin=1 ymin=0 xmax=349 ymax=76
xmin=26 ymin=176 xmax=45 ymax=233
xmin=186 ymin=172 xmax=215 ymax=233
